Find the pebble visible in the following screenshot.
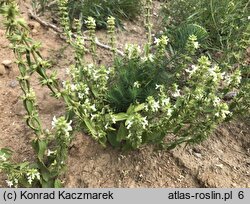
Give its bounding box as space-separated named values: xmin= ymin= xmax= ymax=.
xmin=0 ymin=65 xmax=6 ymax=75
xmin=193 ymin=152 xmax=202 ymax=159
xmin=223 ymin=91 xmax=237 ymax=100
xmin=8 ymin=80 xmax=18 ymax=88
xmin=2 ymin=60 xmax=12 ymax=68
xmin=32 ymin=29 xmax=38 ymax=35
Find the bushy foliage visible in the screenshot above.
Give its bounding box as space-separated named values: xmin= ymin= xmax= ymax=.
xmin=58 ymin=0 xmax=242 ymax=150
xmin=162 ymin=0 xmax=250 ymax=117
xmin=0 ymin=0 xmax=249 ymax=188
xmin=162 ymin=0 xmax=250 ymax=65
xmin=67 ymin=0 xmax=143 ymax=28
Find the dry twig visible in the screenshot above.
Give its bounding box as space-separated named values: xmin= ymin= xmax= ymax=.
xmin=28 ymin=10 xmax=125 ymax=56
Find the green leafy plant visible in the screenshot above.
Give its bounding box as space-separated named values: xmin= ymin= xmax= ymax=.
xmin=0 ymin=0 xmax=248 ymax=188
xmin=57 ymin=0 xmax=242 ymax=150
xmin=161 ymin=0 xmax=250 ymax=118
xmin=0 ymin=0 xmax=72 ymax=187
xmin=162 ymin=0 xmax=250 ymax=66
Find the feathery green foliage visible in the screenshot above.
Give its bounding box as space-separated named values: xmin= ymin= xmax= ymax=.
xmin=162 ymin=0 xmax=250 ymax=65
xmin=68 ymin=0 xmax=143 ymax=28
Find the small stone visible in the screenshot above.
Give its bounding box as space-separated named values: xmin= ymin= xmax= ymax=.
xmin=193 ymin=147 xmax=202 ymax=154
xmin=2 ymin=60 xmax=12 ymax=68
xmin=8 ymin=80 xmax=18 ymax=88
xmin=135 ymin=165 xmax=140 ymax=171
xmin=215 ymin=163 xmax=224 ymax=169
xmin=193 ymin=152 xmax=202 ymax=158
xmin=224 ymin=91 xmax=237 ymax=101
xmin=232 ymin=183 xmax=237 ymax=187
xmin=32 ymin=29 xmax=38 ymax=35
xmin=0 ymin=65 xmax=6 ymax=75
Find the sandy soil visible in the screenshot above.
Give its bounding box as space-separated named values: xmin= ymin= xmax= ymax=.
xmin=0 ymin=1 xmax=249 ymax=188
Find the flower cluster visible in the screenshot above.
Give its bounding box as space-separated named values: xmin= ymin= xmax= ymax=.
xmin=125 ymin=44 xmax=142 ymax=59
xmin=186 ymin=34 xmax=200 ymax=54
xmin=26 ymin=169 xmax=41 ymax=185
xmin=107 ymin=16 xmax=116 ymax=53
xmin=52 ymin=116 xmax=72 ymax=140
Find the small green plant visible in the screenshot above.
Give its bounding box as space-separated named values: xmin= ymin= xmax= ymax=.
xmin=57 ymin=0 xmax=242 ymax=150
xmin=0 ymin=0 xmax=72 ymax=187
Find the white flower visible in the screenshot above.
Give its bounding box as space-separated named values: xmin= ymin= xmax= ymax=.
xmin=66 ymin=68 xmax=70 ymax=75
xmin=35 ymin=172 xmax=40 ymax=181
xmin=161 ymin=35 xmax=169 ymax=45
xmin=26 ymin=170 xmax=41 ymax=185
xmin=248 ymin=16 xmax=250 ymax=20
xmin=125 ymin=44 xmax=141 ymax=59
xmin=167 ymin=108 xmax=173 ymax=117
xmin=90 ymin=104 xmax=97 ymax=111
xmin=104 ymin=123 xmax=109 ymax=130
xmin=193 ymin=41 xmax=200 ymax=49
xmin=172 ymin=89 xmax=181 ymax=98
xmin=70 ymin=84 xmax=77 ymax=91
xmin=65 ymin=120 xmax=73 ymax=132
xmin=185 ymin=65 xmax=198 ymax=76
xmin=6 ymin=180 xmax=13 ymax=188
xmin=27 ymin=176 xmax=32 ymax=185
xmin=78 ymin=92 xmax=84 ymax=99
xmin=126 ymin=120 xmax=133 ymax=129
xmin=161 ymin=97 xmax=170 ymax=106
xmin=62 ymin=81 xmax=66 ymax=88
xmin=91 ymin=114 xmax=96 ymax=121
xmin=47 ymin=149 xmax=56 ymax=157
xmin=14 ymin=179 xmax=18 ymax=185
xmin=133 ymin=81 xmax=141 ymax=88
xmin=154 ymin=37 xmax=160 ymax=46
xmin=213 ymin=97 xmax=221 ymax=107
xmin=111 ymin=115 xmax=116 ymax=124
xmin=85 ymin=87 xmax=90 ymax=95
xmin=141 ymin=117 xmax=148 ymax=129
xmin=152 ymin=100 xmax=160 ymax=112
xmin=155 ymin=84 xmax=160 ymax=90
xmin=221 ymin=109 xmax=231 ymax=119
xmin=51 ymin=116 xmax=57 ymax=129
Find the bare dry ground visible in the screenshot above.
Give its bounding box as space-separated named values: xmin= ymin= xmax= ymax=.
xmin=0 ymin=1 xmax=249 ymax=188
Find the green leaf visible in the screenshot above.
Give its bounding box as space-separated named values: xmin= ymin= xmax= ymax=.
xmin=37 ymin=140 xmax=48 ymax=160
xmin=84 ymin=118 xmax=97 ymax=136
xmin=126 ymin=104 xmax=135 ymax=115
xmin=39 ymin=166 xmax=51 ymax=183
xmin=116 ymin=123 xmax=128 ymax=142
xmin=134 ymin=103 xmax=145 ymax=112
xmin=24 ymin=100 xmax=34 ymax=114
xmin=17 ymin=162 xmax=30 ymax=170
xmin=112 ymin=112 xmax=128 ymax=121
xmin=107 ymin=132 xmax=120 ymax=147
